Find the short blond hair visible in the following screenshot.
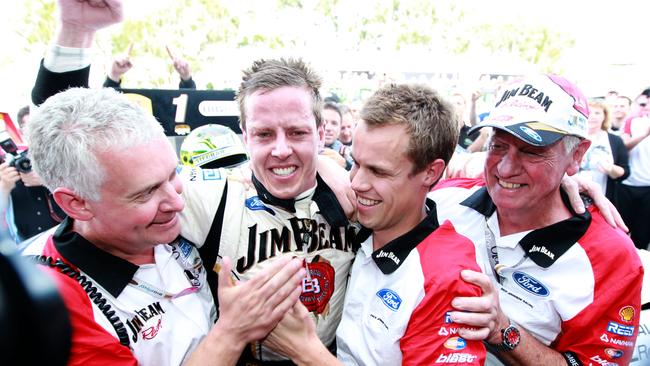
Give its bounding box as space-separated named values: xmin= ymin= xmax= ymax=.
xmin=361 ymin=84 xmax=458 ymax=175
xmin=588 ymin=99 xmax=611 ymax=131
xmin=237 ymin=58 xmax=323 ymax=130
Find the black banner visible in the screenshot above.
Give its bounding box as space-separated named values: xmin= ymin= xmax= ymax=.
xmin=118 ymin=88 xmax=240 ymax=136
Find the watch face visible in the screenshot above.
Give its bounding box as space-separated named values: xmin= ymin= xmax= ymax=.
xmin=503 ymin=325 xmax=521 ymax=349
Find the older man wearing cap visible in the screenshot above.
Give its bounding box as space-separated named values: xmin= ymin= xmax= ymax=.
xmin=431 ymin=74 xmax=643 ymax=365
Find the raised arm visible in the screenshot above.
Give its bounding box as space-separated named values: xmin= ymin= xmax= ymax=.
xmin=32 ymin=0 xmax=125 ymax=105
xmin=56 ymin=0 xmax=124 ymax=48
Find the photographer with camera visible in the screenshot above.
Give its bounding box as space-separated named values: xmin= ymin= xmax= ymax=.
xmin=0 ymin=132 xmax=65 ymax=244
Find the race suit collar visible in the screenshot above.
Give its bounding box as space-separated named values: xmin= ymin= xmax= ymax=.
xmin=252 ymin=173 xmax=297 ymax=213
xmin=251 ymin=173 xmax=349 ymax=228
xmin=53 ymin=216 xmax=139 ymax=297
xmin=371 ymin=199 xmax=439 ymax=274
xmin=460 ymin=187 xmax=592 ymax=268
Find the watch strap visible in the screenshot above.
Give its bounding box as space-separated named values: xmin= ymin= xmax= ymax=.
xmin=489 ymin=322 xmax=520 ymax=352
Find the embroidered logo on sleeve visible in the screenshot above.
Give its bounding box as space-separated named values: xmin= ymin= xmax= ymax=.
xmin=300 ymin=258 xmax=334 ymax=314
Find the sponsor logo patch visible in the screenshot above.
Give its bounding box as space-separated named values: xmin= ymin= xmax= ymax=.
xmin=512 ymin=271 xmax=550 ymax=297
xmin=600 ymin=333 xmax=635 ymax=348
xmin=245 ymin=196 xmax=274 ymax=214
xmin=619 ymin=306 xmax=635 ymax=323
xmin=444 ymin=337 xmax=467 ymax=350
xmin=519 ymin=125 xmax=543 ymax=142
xmin=607 ymin=321 xmax=635 ymax=337
xmin=438 ymin=326 xmax=462 ymax=337
xmin=375 ymin=249 xmax=401 ymax=265
xmin=376 ymin=288 xmax=402 ymax=311
xmin=445 ymin=311 xmax=453 ymax=324
xmin=435 ymin=353 xmax=477 ymax=363
xmin=528 ymin=244 xmax=555 ymax=259
xmin=141 ymin=318 xmax=162 ymax=340
xmin=300 ymin=259 xmax=335 ymax=314
xmin=563 ymin=351 xmax=581 ymax=366
xmin=590 ymin=355 xmax=619 ymax=366
xmin=201 ymin=169 xmax=222 ymax=180
xmin=605 ymin=348 xmax=624 ymax=359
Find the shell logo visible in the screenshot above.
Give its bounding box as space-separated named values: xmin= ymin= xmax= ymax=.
xmin=619 ymin=306 xmax=635 ymax=323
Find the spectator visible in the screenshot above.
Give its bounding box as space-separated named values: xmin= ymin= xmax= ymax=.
xmin=621 ymin=92 xmax=650 ymax=133
xmin=0 ymin=114 xmax=65 ymax=244
xmin=15 ymin=105 xmax=30 ymax=131
xmin=450 ymin=92 xmax=489 ymax=154
xmin=431 ymin=74 xmax=642 ymax=365
xmin=578 ymin=99 xmax=629 ymax=202
xmin=22 ymin=1 xmax=305 ymax=364
xmin=0 ymin=159 xmax=65 ymax=244
xmin=324 ymin=92 xmax=340 ymax=103
xmin=337 ymin=104 xmax=354 ymax=146
xmin=611 ymin=95 xmax=632 ymax=132
xmin=322 ymin=101 xmax=353 ymax=170
xmin=619 ymin=88 xmax=650 ymax=250
xmin=103 ymin=44 xmax=197 ymax=89
xmin=604 ymin=89 xmax=619 ymax=108
xmin=349 ymin=99 xmax=364 ymax=123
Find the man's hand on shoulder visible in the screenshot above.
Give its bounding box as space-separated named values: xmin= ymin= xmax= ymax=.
xmin=561 ymin=174 xmax=628 ymax=232
xmin=317 ymin=154 xmax=356 ymax=220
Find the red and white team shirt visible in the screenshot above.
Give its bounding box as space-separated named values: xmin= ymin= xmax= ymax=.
xmin=22 ymin=217 xmax=215 ymax=366
xmin=336 ymin=200 xmax=486 ymax=365
xmin=430 ymin=179 xmax=643 ymax=365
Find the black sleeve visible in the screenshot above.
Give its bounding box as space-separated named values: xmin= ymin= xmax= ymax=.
xmin=179 ymin=77 xmax=196 ymax=89
xmin=609 ymin=133 xmax=630 ymax=182
xmin=102 ymin=76 xmax=121 ymax=89
xmin=31 ymin=59 xmax=90 ymax=106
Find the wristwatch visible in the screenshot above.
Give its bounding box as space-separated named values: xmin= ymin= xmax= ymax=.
xmin=489 ymin=322 xmax=521 ymax=352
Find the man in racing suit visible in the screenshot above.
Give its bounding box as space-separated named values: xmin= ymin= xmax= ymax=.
xmin=178 ymin=58 xmax=360 ymax=363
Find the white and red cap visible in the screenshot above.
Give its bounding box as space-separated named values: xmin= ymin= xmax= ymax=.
xmin=470 ymin=74 xmax=589 ymax=146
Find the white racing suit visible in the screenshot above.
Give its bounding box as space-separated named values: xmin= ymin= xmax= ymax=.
xmin=178 ymin=167 xmax=359 ymax=361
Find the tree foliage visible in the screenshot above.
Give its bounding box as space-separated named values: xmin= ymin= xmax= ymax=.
xmin=15 ymin=0 xmax=576 ymax=88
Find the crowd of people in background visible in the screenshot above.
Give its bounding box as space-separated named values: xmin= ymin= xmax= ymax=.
xmin=1 ymin=1 xmax=649 ymax=366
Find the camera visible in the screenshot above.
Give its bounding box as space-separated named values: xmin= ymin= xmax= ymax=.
xmin=0 ymin=239 xmax=71 ymax=366
xmin=0 ymin=131 xmax=31 ymax=173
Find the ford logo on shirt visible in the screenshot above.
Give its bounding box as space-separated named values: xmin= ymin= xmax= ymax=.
xmin=376 ymin=289 xmax=402 ymax=311
xmin=512 ymin=271 xmax=550 ymax=297
xmin=245 ymin=196 xmax=276 ymax=215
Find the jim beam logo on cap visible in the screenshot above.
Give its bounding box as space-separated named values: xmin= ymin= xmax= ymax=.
xmin=495 ymin=84 xmax=553 ymax=112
